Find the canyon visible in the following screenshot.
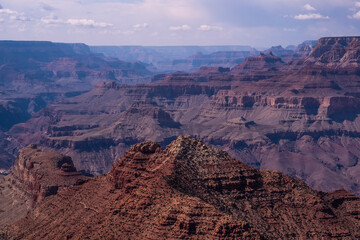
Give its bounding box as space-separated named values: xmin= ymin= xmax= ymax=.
xmin=0 ymin=41 xmax=152 ymax=170
xmin=4 ymin=37 xmax=360 ymax=197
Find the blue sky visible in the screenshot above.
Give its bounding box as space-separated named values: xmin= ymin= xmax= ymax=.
xmin=0 ymin=0 xmax=360 ymax=47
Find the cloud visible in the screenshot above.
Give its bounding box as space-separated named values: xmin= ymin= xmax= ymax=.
xmin=169 ymin=24 xmax=191 ymax=31
xmin=349 ymin=11 xmax=360 ymax=19
xmin=10 ymin=14 xmax=30 ymax=21
xmin=356 ymin=2 xmax=360 ymax=8
xmin=0 ymin=8 xmax=31 ymax=22
xmin=66 ymin=18 xmax=113 ymax=28
xmin=0 ymin=8 xmax=18 ymax=15
xmin=41 ymin=15 xmax=114 ymax=28
xmin=294 ymin=13 xmax=329 ymax=20
xmin=133 ymin=23 xmax=149 ymax=30
xmin=198 ymin=24 xmax=222 ymax=31
xmin=303 ymin=4 xmax=316 ymax=11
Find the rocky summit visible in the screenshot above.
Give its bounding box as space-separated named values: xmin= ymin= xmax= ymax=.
xmin=1 ymin=137 xmax=359 ymax=239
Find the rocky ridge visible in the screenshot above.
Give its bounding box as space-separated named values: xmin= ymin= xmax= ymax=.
xmin=1 ymin=137 xmax=359 ymax=239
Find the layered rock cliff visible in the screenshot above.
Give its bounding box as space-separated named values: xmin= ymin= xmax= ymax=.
xmin=2 ymin=137 xmax=359 ymax=239
xmin=0 ymin=145 xmax=86 ymax=228
xmin=304 ymin=36 xmax=360 ymax=68
xmin=10 ymin=144 xmax=87 ymax=203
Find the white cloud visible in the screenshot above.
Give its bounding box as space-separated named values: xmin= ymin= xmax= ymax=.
xmin=0 ymin=8 xmax=30 ymax=22
xmin=66 ymin=18 xmax=113 ymax=28
xmin=349 ymin=11 xmax=360 ymax=19
xmin=0 ymin=8 xmax=17 ymax=15
xmin=41 ymin=15 xmax=114 ymax=28
xmin=198 ymin=24 xmax=222 ymax=31
xmin=0 ymin=18 xmax=4 ymax=23
xmin=169 ymin=24 xmax=191 ymax=31
xmin=294 ymin=13 xmax=329 ymax=20
xmin=133 ymin=23 xmax=149 ymax=30
xmin=356 ymin=2 xmax=360 ymax=8
xmin=10 ymin=14 xmax=30 ymax=21
xmin=303 ymin=4 xmax=316 ymax=11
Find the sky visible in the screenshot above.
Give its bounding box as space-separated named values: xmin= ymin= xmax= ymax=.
xmin=0 ymin=0 xmax=360 ymax=47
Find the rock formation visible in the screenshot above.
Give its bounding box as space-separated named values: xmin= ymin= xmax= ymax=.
xmin=0 ymin=144 xmax=86 ymax=228
xmin=1 ymin=137 xmax=359 ymax=239
xmin=305 ymin=37 xmax=360 ymax=67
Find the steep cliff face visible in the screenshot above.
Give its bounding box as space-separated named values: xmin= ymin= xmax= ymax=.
xmin=0 ymin=145 xmax=86 ymax=228
xmin=305 ymin=37 xmax=360 ymax=67
xmin=10 ymin=144 xmax=87 ymax=203
xmin=2 ymin=137 xmax=359 ymax=239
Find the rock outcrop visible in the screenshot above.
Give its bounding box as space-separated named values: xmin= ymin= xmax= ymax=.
xmin=0 ymin=144 xmax=86 ymax=228
xmin=10 ymin=144 xmax=87 ymax=203
xmin=2 ymin=137 xmax=359 ymax=239
xmin=231 ymin=52 xmax=286 ymax=74
xmin=304 ymin=37 xmax=360 ymax=68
